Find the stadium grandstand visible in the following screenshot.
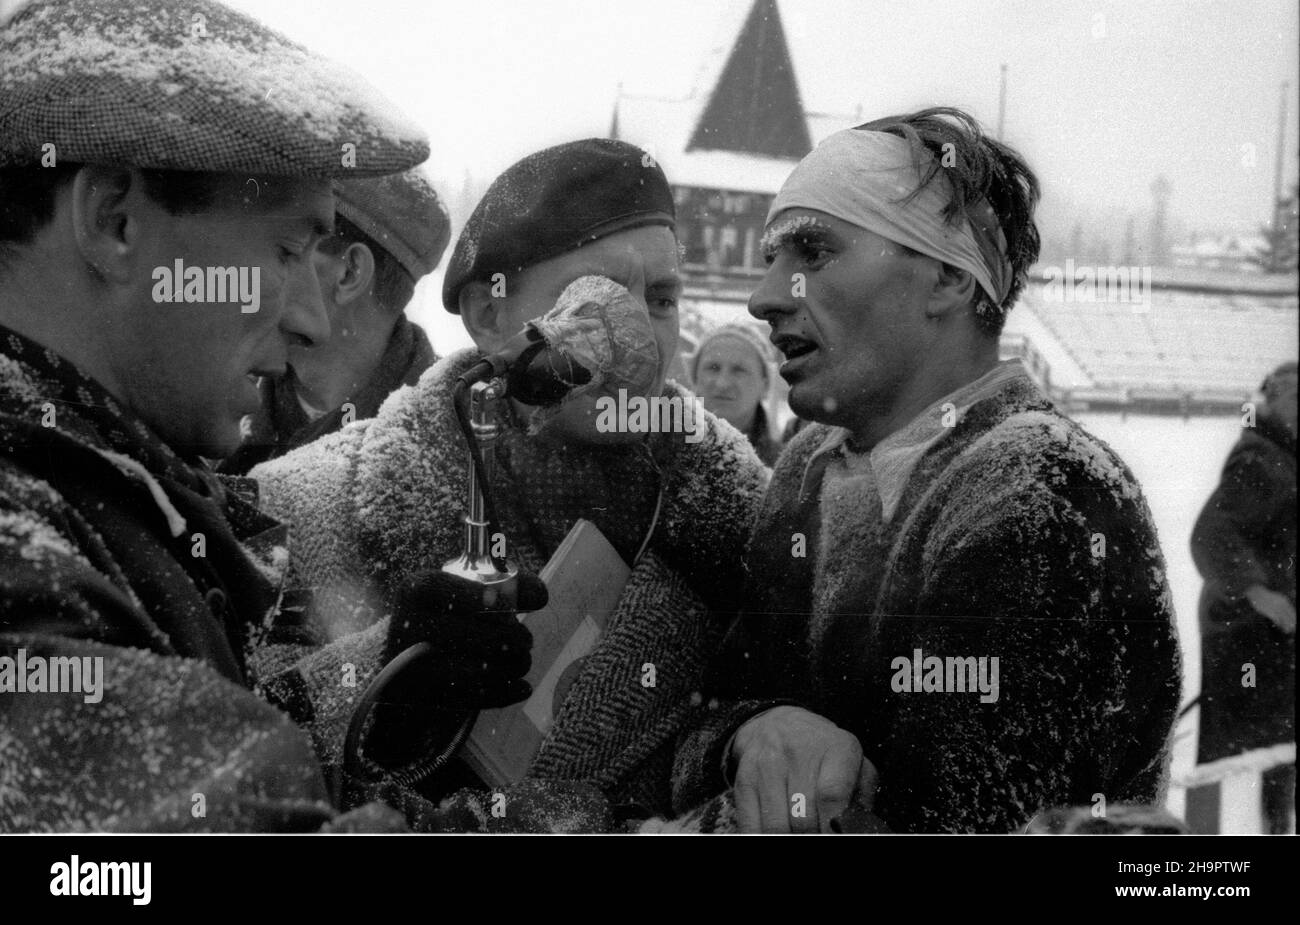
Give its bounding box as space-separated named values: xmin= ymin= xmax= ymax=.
xmin=1006 ymin=268 xmax=1299 ymax=416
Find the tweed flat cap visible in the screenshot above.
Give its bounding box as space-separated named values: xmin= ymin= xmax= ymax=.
xmin=0 ymin=0 xmax=428 ymax=176
xmin=335 ymin=168 xmax=451 ymax=280
xmin=442 ymin=138 xmax=675 ymax=313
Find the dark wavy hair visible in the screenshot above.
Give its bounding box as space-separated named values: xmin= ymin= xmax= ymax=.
xmin=0 ymin=165 xmax=293 ymax=270
xmin=854 ymin=107 xmax=1041 ymax=336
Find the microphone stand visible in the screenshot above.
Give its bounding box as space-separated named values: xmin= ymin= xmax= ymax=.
xmin=442 ymin=379 xmax=519 ymax=598
xmin=385 ymin=377 xmax=521 ymax=788
xmin=339 ymin=375 xmax=519 ymax=805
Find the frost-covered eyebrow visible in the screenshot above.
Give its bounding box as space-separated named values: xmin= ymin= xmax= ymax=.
xmin=645 ymin=272 xmax=682 ymax=296
xmin=759 ymin=214 xmax=837 ymax=259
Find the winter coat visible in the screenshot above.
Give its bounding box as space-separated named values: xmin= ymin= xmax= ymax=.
xmin=673 ymin=370 xmax=1183 ymax=833
xmin=0 ymin=325 xmax=388 ymax=832
xmin=251 ymin=348 xmax=769 ymax=814
xmin=1191 ymin=414 xmax=1296 ymax=763
xmin=220 ymin=317 xmax=436 ymax=475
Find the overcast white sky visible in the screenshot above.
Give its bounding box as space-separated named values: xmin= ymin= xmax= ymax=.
xmin=214 ymin=0 xmax=1299 ymax=348
xmin=9 ymin=0 xmax=1290 ymax=348
xmin=218 ymin=0 xmax=1298 ymax=226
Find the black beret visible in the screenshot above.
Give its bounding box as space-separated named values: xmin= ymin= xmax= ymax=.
xmin=0 ymin=0 xmax=428 ymax=176
xmin=442 ymin=138 xmax=675 ymax=313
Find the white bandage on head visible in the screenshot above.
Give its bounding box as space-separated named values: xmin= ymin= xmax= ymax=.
xmin=768 ymin=129 xmax=1013 ymax=306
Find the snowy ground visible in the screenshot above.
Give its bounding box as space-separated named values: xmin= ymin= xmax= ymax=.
xmin=1073 ymin=411 xmax=1255 ymax=822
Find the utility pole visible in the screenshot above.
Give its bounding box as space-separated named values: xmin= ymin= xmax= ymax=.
xmin=1272 ymin=81 xmax=1288 ymax=236
xmin=996 ymin=64 xmax=1008 ymax=140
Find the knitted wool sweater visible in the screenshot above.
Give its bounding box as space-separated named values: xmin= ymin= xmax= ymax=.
xmin=673 ymin=371 xmax=1183 ymax=833
xmin=252 ymin=348 xmax=769 ymax=813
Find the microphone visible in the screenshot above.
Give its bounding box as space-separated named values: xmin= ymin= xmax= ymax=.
xmin=460 ymin=325 xmax=593 ymax=407
xmin=458 ymin=275 xmax=661 ymax=417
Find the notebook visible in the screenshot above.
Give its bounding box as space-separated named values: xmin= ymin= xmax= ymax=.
xmin=461 ymin=518 xmax=630 ymax=787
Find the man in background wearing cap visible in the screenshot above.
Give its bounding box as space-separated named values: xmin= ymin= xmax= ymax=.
xmin=671 ymin=109 xmax=1181 ymax=833
xmin=221 ymin=169 xmax=447 ymax=475
xmin=253 ymin=138 xmax=769 ymax=821
xmin=0 ymin=0 xmax=540 ymax=832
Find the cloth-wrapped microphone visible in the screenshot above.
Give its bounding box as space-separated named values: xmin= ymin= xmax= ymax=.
xmin=467 ymin=275 xmax=662 ymax=432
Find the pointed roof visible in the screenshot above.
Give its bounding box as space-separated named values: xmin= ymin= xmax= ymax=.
xmin=610 ymin=0 xmax=857 ymax=194
xmin=686 ymin=0 xmax=812 ymax=159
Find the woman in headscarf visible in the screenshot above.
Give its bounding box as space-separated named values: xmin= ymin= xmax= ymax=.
xmin=691 ymin=323 xmax=783 ymax=466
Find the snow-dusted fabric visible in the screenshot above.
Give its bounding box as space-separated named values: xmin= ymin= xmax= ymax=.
xmin=334 ymin=169 xmax=450 ymax=279
xmin=252 ymin=348 xmax=769 ymax=813
xmin=441 ymin=138 xmax=674 ymax=313
xmin=0 ymin=0 xmax=427 ymax=175
xmin=0 ymin=324 xmax=386 ymax=831
xmin=674 ymin=371 xmax=1182 ymax=833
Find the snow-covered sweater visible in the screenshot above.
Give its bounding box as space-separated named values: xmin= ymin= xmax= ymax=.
xmin=0 ymin=325 xmax=386 ymax=832
xmin=252 ymin=348 xmax=768 ymax=813
xmin=673 ymin=370 xmax=1183 ymax=833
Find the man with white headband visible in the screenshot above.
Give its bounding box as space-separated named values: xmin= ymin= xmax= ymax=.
xmin=671 ymin=108 xmax=1181 ymax=833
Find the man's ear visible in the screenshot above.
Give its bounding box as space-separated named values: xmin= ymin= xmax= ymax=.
xmin=333 ymin=242 xmax=376 ymax=306
xmin=926 ymin=262 xmax=980 ymax=321
xmin=68 ymin=165 xmax=138 ymax=284
xmin=459 ymin=280 xmax=509 ymax=352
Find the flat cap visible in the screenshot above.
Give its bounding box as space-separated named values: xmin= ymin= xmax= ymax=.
xmin=0 ymin=0 xmax=428 ymax=176
xmin=335 ymin=169 xmax=451 ymax=280
xmin=442 ymin=138 xmax=675 ymax=313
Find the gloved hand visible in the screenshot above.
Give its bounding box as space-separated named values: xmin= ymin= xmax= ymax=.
xmin=363 ymin=569 xmax=545 ymax=771
xmin=382 ymin=569 xmax=545 ymax=710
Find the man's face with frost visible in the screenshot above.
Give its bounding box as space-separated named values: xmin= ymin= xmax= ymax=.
xmin=748 ymin=208 xmax=939 ymax=435
xmin=465 ymin=225 xmax=681 ymax=445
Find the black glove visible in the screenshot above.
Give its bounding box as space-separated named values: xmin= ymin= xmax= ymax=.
xmin=358 ymin=569 xmax=544 ymax=775
xmin=361 ymin=571 xmax=548 ymax=774
xmin=381 ymin=568 xmax=546 ymax=711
